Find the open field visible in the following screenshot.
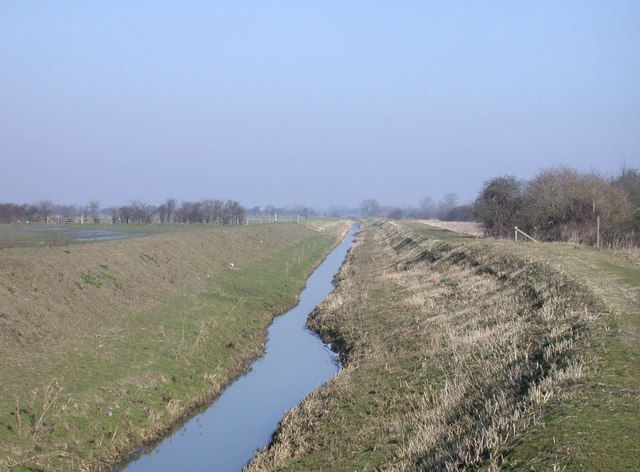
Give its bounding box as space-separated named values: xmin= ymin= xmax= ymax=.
xmin=0 ymin=221 xmax=350 ymax=471
xmin=0 ymin=221 xmax=344 ymax=250
xmin=247 ymin=220 xmax=639 ymax=471
xmin=0 ymin=224 xmax=201 ymax=249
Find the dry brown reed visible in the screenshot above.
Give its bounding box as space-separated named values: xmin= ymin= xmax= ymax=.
xmin=247 ymin=220 xmax=596 ymax=471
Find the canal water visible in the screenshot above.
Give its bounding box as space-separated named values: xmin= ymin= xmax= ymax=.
xmin=122 ymin=224 xmax=357 ymax=472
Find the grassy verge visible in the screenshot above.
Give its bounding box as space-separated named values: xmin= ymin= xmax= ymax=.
xmin=0 ymin=222 xmax=349 ymax=471
xmin=484 ymin=235 xmax=640 ymax=470
xmin=246 ymin=220 xmax=639 ymax=471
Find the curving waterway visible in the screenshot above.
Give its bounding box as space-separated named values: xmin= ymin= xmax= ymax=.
xmin=121 ymin=224 xmax=357 ymax=472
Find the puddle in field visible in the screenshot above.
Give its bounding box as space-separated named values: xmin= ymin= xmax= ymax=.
xmin=0 ymin=226 xmax=135 ymax=242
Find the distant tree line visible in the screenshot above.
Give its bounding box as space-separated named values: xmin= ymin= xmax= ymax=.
xmin=246 ymin=205 xmax=319 ymax=219
xmin=360 ymin=165 xmax=639 ymax=247
xmin=0 ymin=197 xmax=327 ymax=226
xmin=0 ymin=200 xmax=84 ymax=224
xmin=108 ymin=198 xmax=247 ymax=225
xmin=0 ymin=198 xmax=248 ymax=226
xmin=475 ymin=167 xmax=640 ymax=246
xmin=411 ymin=193 xmax=475 ymax=221
xmin=358 ymin=194 xmax=474 ymax=221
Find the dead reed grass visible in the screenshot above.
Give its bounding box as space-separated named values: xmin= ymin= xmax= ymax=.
xmin=419 ymin=219 xmax=484 ymax=237
xmin=246 ymin=220 xmax=596 ymax=471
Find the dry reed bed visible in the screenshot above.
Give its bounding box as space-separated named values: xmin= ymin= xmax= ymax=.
xmin=247 ymin=220 xmax=598 ymax=471
xmin=418 ymin=219 xmax=484 ymax=238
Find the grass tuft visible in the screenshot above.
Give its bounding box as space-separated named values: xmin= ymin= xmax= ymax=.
xmin=80 ymin=272 xmax=102 ymax=288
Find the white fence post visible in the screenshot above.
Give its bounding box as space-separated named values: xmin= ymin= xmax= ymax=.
xmin=514 ymin=226 xmax=538 ymax=243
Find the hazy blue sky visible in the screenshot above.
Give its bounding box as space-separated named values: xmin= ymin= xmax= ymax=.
xmin=1 ymin=1 xmax=639 ymax=208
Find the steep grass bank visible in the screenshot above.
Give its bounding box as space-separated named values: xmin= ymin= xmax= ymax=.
xmin=0 ymin=222 xmax=349 ymax=471
xmin=247 ymin=220 xmax=638 ymax=470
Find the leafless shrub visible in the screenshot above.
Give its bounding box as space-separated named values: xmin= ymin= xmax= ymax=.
xmin=475 ymin=167 xmax=639 ymax=247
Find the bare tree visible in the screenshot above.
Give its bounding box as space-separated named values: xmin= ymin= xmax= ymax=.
xmin=165 ymin=198 xmax=176 ymax=223
xmin=218 ymin=200 xmax=245 ymax=225
xmin=157 ymin=204 xmax=168 ymax=224
xmin=0 ymin=203 xmax=34 ymax=223
xmin=88 ymin=200 xmax=100 ymax=224
xmin=444 ymin=192 xmax=458 ymax=208
xmin=360 ymin=199 xmax=380 ymax=218
xmin=436 ymin=193 xmax=458 ymax=219
xmin=118 ymin=200 xmax=154 ymax=224
xmin=176 ymin=201 xmax=203 ymax=223
xmin=212 ymin=200 xmax=224 ymax=224
xmin=60 ymin=205 xmax=76 ymax=220
xmin=615 ymin=167 xmax=640 ymax=232
xmin=201 ymin=199 xmax=218 ymax=224
xmin=110 ymin=208 xmax=119 ymax=224
xmin=387 ymin=207 xmax=405 ymax=220
xmin=474 ymin=176 xmax=523 ymax=237
xmin=38 ymin=200 xmax=54 ymax=222
xmin=419 ymin=196 xmax=436 ymax=218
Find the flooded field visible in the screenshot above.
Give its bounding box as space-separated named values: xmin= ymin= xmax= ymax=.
xmin=0 ymin=224 xmax=204 ymax=248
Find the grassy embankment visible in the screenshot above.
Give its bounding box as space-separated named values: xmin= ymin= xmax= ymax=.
xmin=247 ymin=220 xmax=639 ymax=471
xmin=0 ymin=220 xmax=349 ymax=471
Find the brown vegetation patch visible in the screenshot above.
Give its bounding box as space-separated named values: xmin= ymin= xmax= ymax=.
xmin=247 ymin=220 xmax=600 ymax=471
xmin=418 ymin=219 xmax=484 ymax=238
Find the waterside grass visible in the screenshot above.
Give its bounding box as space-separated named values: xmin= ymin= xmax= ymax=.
xmin=247 ymin=220 xmax=639 ymax=471
xmin=0 ymin=221 xmax=350 ymax=471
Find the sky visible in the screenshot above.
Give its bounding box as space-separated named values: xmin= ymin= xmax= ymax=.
xmin=1 ymin=1 xmax=639 ymax=208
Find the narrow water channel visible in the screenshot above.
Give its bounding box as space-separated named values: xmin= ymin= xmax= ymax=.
xmin=122 ymin=224 xmax=357 ymax=472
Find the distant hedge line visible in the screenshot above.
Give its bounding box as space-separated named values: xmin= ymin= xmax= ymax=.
xmin=474 ymin=167 xmax=640 ymax=247
xmin=0 ymin=198 xmax=247 ymax=226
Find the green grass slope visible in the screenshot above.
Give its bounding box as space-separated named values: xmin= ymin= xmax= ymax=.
xmin=0 ymin=222 xmax=349 ymax=471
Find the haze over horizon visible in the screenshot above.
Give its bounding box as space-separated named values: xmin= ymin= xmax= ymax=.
xmin=2 ymin=1 xmax=639 ymax=208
